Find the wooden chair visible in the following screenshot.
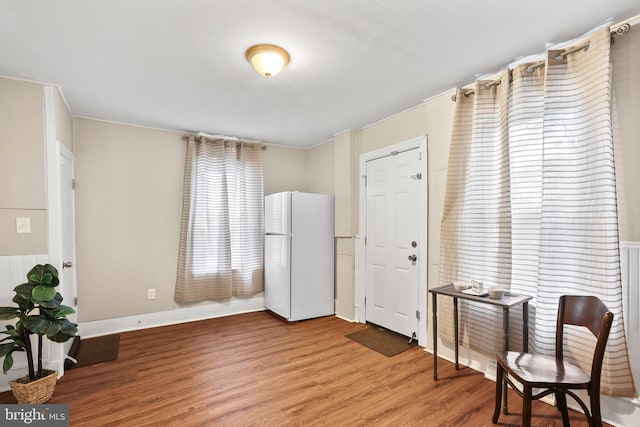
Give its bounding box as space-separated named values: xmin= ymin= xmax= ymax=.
xmin=492 ymin=295 xmax=613 ymax=427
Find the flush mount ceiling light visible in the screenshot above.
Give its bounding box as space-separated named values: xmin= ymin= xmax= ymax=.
xmin=245 ymin=44 xmax=290 ymax=77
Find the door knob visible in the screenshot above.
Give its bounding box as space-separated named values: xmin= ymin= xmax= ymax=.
xmin=408 ymin=255 xmax=417 ymax=262
xmin=63 ymin=261 xmax=73 ymax=269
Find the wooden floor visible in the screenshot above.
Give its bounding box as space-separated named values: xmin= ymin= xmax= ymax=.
xmin=0 ymin=311 xmax=606 ymax=426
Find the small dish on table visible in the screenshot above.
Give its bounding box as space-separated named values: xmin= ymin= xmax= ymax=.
xmin=488 ymin=288 xmax=506 ymax=299
xmin=453 ymin=281 xmax=470 ymax=292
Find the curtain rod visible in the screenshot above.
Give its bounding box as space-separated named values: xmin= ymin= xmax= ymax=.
xmin=182 ymin=132 xmax=267 ymax=149
xmin=182 ymin=131 xmax=261 ymax=143
xmin=451 ymin=79 xmax=502 ymax=101
xmin=611 ymin=14 xmax=639 ymax=37
xmin=450 ymin=17 xmax=637 ymax=102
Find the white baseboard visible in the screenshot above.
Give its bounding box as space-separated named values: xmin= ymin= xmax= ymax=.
xmin=78 ymin=295 xmax=265 ymax=338
xmin=335 ymin=314 xmax=356 ymax=323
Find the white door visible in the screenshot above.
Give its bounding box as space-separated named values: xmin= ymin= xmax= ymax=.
xmin=365 ymin=148 xmax=421 ymax=337
xmin=59 ymin=145 xmax=78 ymax=350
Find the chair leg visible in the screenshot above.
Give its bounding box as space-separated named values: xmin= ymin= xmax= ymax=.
xmin=522 ymin=386 xmax=532 ymax=427
xmin=590 ymin=389 xmax=603 ymax=427
xmin=555 ymin=391 xmax=570 ymax=427
xmin=492 ymin=363 xmax=503 ymax=424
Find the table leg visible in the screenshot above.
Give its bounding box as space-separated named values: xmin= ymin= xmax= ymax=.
xmin=454 ymin=296 xmax=459 ymax=370
xmin=523 ymin=302 xmax=529 ymax=352
xmin=503 ymin=307 xmax=509 ymax=414
xmin=432 ymin=293 xmax=438 ymax=380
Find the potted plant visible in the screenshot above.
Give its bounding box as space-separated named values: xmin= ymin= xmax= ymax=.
xmin=0 ymin=263 xmax=77 ymax=403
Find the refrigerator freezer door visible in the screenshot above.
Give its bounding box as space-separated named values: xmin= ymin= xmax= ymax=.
xmin=264 ymin=234 xmax=291 ymax=319
xmin=265 ymin=192 xmax=291 ymax=235
xmin=290 ymin=192 xmax=335 ymax=321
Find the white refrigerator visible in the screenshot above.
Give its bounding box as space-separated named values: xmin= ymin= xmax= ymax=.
xmin=264 ymin=191 xmax=335 ymax=321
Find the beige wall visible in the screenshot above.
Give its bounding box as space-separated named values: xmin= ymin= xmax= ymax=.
xmin=73 ymin=118 xmax=311 ymax=322
xmin=263 ymin=144 xmax=307 ymax=195
xmin=0 ymin=77 xmax=47 ymax=255
xmin=332 ymin=131 xmax=357 ymax=318
xmin=305 ymin=140 xmax=334 ymax=195
xmin=0 ymin=209 xmax=47 ymax=255
xmin=74 ymin=119 xmax=185 ymax=321
xmin=424 ymin=93 xmax=457 ymax=295
xmin=333 ymin=131 xmax=356 ymax=237
xmin=358 ymin=104 xmax=430 ymax=154
xmin=612 ymin=29 xmax=640 ymax=242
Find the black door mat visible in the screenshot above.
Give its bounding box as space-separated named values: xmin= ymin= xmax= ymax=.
xmin=66 ymin=334 xmax=121 ymax=368
xmin=346 ymin=325 xmax=417 ymax=357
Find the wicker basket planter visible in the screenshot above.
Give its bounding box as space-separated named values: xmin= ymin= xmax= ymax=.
xmin=9 ymin=369 xmax=58 ymax=404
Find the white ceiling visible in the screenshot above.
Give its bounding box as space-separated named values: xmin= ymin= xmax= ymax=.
xmin=1 ymin=1 xmax=639 ymax=148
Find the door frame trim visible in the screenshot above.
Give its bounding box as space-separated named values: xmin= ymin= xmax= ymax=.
xmin=355 ymin=135 xmax=428 ymax=346
xmin=44 ymin=86 xmax=65 ymax=373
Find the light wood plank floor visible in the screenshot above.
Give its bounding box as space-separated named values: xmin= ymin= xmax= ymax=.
xmin=0 ymin=311 xmax=607 ymax=426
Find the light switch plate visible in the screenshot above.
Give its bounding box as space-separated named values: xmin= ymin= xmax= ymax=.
xmin=16 ymin=217 xmax=31 ymax=234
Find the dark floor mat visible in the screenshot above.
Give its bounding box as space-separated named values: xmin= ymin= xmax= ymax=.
xmin=73 ymin=334 xmax=121 ymax=368
xmin=346 ymin=325 xmax=416 ymax=357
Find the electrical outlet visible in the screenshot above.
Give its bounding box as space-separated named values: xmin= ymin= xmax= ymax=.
xmin=147 ymin=288 xmax=156 ymax=300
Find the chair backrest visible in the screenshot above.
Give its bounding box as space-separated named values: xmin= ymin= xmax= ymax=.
xmin=555 ymin=295 xmax=614 ymax=387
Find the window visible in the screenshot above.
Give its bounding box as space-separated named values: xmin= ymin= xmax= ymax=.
xmin=175 ymin=136 xmax=264 ymax=302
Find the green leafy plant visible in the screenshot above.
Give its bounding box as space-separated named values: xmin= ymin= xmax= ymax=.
xmin=0 ymin=264 xmax=77 ymax=381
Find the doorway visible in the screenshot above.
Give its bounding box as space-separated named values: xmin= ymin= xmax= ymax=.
xmin=59 ymin=144 xmax=78 ymax=327
xmin=44 ymin=87 xmax=78 ymax=373
xmin=356 ymin=136 xmax=428 ymax=344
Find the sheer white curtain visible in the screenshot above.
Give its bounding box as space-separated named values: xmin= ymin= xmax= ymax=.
xmin=440 ymin=28 xmax=635 ymax=395
xmin=175 ymin=136 xmax=264 ymax=303
xmin=440 ymin=70 xmax=513 ymax=354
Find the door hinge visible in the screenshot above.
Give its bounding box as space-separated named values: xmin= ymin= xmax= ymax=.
xmin=411 ymin=173 xmax=422 ymax=180
xmin=74 ymin=297 xmax=78 ymax=306
xmin=416 ymin=310 xmax=421 ymax=320
xmin=72 ymin=179 xmax=76 ymax=190
xmin=364 ymin=236 xmax=367 ymax=245
xmin=362 ymin=175 xmax=367 ymax=186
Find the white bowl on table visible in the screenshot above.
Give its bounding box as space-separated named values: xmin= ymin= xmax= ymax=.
xmin=453 ymin=281 xmax=470 ymax=292
xmin=488 ymin=287 xmax=506 ymax=299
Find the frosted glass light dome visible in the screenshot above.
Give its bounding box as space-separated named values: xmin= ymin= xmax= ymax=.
xmin=245 ymin=44 xmax=290 ymax=77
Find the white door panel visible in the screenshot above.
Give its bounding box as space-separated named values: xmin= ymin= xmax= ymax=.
xmin=59 ymin=145 xmax=77 ymax=357
xmin=264 ymin=235 xmax=291 ymax=319
xmin=290 ymin=192 xmax=335 ymax=321
xmin=365 ymin=149 xmax=420 ymax=337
